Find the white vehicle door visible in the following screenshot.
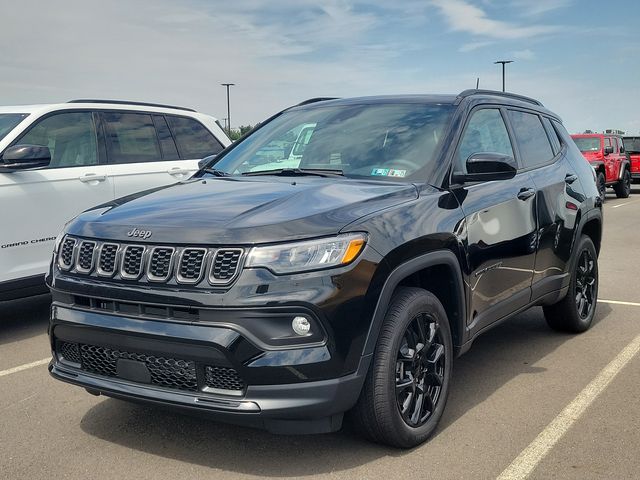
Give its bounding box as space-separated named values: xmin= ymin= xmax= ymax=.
xmin=0 ymin=111 xmax=114 ymax=284
xmin=101 ymin=112 xmax=225 ymax=199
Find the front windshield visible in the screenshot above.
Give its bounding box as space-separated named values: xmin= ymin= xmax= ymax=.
xmin=212 ymin=103 xmax=455 ymax=181
xmin=0 ymin=113 xmax=28 ymax=142
xmin=623 ymin=137 xmax=640 ymax=153
xmin=573 ymin=137 xmax=601 ymax=152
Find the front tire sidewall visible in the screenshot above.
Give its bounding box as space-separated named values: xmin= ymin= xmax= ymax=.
xmin=381 ymin=290 xmax=453 ymax=447
xmin=568 ymin=237 xmax=599 ymax=331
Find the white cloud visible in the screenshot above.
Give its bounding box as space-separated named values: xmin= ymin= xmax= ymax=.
xmin=431 ymin=0 xmax=560 ymax=40
xmin=512 ymin=49 xmax=535 ymax=60
xmin=511 ymin=0 xmax=573 ymax=17
xmin=459 ymin=41 xmax=495 ymax=52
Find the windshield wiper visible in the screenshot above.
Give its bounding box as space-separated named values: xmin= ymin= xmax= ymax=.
xmin=242 ymin=168 xmax=344 ymax=178
xmin=203 ymin=167 xmax=231 ymax=177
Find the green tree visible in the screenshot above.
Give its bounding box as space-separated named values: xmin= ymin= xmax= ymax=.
xmin=228 ymin=125 xmax=253 ymax=141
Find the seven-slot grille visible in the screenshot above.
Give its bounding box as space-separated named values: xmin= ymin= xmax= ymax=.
xmin=57 ymin=236 xmax=244 ymax=286
xmin=58 ymin=238 xmax=77 ymax=270
xmin=177 ymin=248 xmax=207 ymax=283
xmin=97 ymin=243 xmax=119 ymax=276
xmin=56 ymin=341 xmax=245 ymax=395
xmin=76 ymin=241 xmax=96 ymax=272
xmin=210 ymin=249 xmax=243 ymax=283
xmin=121 ymin=245 xmax=146 ymax=279
xmin=147 ymin=247 xmax=174 ymax=281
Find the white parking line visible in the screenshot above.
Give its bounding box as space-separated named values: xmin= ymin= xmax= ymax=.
xmin=611 ymin=199 xmax=640 ymax=209
xmin=600 ymin=299 xmax=640 ymax=307
xmin=496 ymin=334 xmax=640 ymax=480
xmin=0 ymin=358 xmax=49 ymax=378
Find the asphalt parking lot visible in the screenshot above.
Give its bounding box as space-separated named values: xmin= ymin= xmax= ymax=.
xmin=2 ymin=189 xmax=639 ymax=480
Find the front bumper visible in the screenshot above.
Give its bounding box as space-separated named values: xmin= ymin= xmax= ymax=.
xmin=48 ymin=303 xmax=371 ymax=433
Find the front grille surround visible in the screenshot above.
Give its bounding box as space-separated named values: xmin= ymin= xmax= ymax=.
xmin=97 ymin=243 xmax=120 ymax=277
xmin=209 ymin=248 xmax=244 ymax=285
xmin=58 ymin=238 xmax=77 ymax=270
xmin=120 ymin=245 xmax=146 ymax=280
xmin=76 ymin=241 xmax=97 ymax=273
xmin=147 ymin=246 xmax=175 ymax=282
xmin=176 ymin=248 xmax=208 ymax=284
xmin=58 ymin=236 xmax=245 ymax=287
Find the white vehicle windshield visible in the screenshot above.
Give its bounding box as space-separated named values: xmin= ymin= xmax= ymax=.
xmin=212 ymin=103 xmax=455 ymax=181
xmin=0 ymin=113 xmax=29 ymax=142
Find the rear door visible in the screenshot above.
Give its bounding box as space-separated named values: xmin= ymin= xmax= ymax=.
xmin=102 ymin=112 xmax=226 ymax=199
xmin=453 ymin=107 xmax=537 ymax=333
xmin=508 ymin=111 xmax=579 ymax=299
xmin=0 ymin=110 xmax=114 ymax=283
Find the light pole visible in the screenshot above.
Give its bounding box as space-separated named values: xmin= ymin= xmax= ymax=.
xmin=220 ymin=83 xmax=235 ymax=135
xmin=494 ymin=60 xmax=513 ymax=92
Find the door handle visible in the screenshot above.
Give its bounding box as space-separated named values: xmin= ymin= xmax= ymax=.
xmin=78 ymin=173 xmax=107 ymax=183
xmin=167 ymin=168 xmax=189 ymax=176
xmin=565 ymin=173 xmax=578 ymax=184
xmin=517 ymin=188 xmax=536 ymax=201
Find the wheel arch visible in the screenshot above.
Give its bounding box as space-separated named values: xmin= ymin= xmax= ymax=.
xmin=362 ymin=250 xmax=467 ymax=358
xmin=580 ymin=210 xmax=603 ymax=255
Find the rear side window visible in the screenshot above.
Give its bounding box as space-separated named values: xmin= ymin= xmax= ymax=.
xmin=456 ymin=108 xmax=514 ymax=172
xmin=16 ymin=112 xmax=98 ymax=168
xmin=541 ymin=117 xmax=561 ymax=154
xmin=508 ymin=110 xmax=555 ymax=169
xmin=166 ymin=115 xmax=224 ymax=159
xmin=102 ymin=112 xmax=161 ymax=164
xmin=152 ymin=115 xmax=179 ymax=160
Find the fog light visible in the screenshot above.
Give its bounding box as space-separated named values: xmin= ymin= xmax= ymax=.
xmin=292 ymin=316 xmax=311 ymax=336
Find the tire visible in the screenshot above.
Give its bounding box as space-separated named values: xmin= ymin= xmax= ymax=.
xmin=352 ymin=287 xmax=453 ymax=448
xmin=596 ymin=171 xmax=606 ymax=201
xmin=613 ymin=169 xmax=631 ymax=198
xmin=543 ymin=236 xmax=598 ymax=333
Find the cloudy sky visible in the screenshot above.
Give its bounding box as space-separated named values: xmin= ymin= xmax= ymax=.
xmin=2 ymin=0 xmax=639 ymax=134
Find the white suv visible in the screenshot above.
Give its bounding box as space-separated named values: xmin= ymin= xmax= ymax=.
xmin=0 ymin=100 xmax=230 ymax=300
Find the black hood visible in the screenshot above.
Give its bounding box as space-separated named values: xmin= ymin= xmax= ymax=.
xmin=67 ymin=176 xmax=418 ymax=245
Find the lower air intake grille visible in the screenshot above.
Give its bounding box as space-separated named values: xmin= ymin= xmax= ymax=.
xmin=210 ymin=249 xmax=243 ymax=283
xmin=79 ymin=344 xmax=198 ymax=391
xmin=204 ymin=365 xmax=245 ymax=392
xmin=59 ymin=341 xmax=82 ymax=364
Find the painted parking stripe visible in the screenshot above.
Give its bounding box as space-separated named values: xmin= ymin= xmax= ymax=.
xmin=496 ymin=334 xmax=640 ymax=480
xmin=600 ymin=299 xmax=640 ymax=307
xmin=0 ymin=358 xmax=49 ymax=378
xmin=611 ymin=199 xmax=640 ymax=209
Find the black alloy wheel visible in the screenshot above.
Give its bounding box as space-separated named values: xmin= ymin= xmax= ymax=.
xmin=395 ymin=313 xmax=445 ymax=427
xmin=574 ymin=249 xmax=597 ymax=320
xmin=352 ymin=287 xmax=452 ymax=448
xmin=543 ymin=235 xmax=598 ymax=333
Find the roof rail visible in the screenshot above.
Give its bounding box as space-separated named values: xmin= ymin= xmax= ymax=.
xmin=456 ymin=89 xmax=543 ymax=107
xmin=296 ymin=97 xmax=339 ymax=106
xmin=67 ymin=99 xmax=196 ymax=112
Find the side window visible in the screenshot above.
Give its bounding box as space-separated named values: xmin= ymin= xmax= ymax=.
xmin=604 ymin=137 xmax=612 ymax=149
xmin=16 ymin=112 xmax=98 ymax=168
xmin=507 ymin=110 xmax=555 ymax=169
xmin=152 ymin=115 xmax=179 ymax=160
xmin=166 ymin=116 xmax=224 ymax=159
xmin=542 ymin=117 xmax=561 ymax=154
xmin=456 ymin=108 xmax=514 ymax=172
xmin=102 ymin=112 xmax=161 ymax=164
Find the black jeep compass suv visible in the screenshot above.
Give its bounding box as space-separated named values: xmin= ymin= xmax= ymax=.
xmin=47 ymin=90 xmax=602 ymax=448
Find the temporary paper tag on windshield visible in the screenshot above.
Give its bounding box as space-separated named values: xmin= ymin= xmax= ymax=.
xmin=371 ymin=168 xmax=407 ymax=177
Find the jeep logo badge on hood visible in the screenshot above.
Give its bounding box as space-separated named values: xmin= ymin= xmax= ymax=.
xmin=127 ymin=228 xmax=152 ymax=239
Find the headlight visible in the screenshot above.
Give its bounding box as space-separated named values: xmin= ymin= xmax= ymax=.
xmin=245 ymin=233 xmax=366 ymax=274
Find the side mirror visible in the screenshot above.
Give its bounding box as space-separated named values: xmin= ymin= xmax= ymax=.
xmin=1 ymin=144 xmax=51 ymax=170
xmin=453 ymin=152 xmax=518 ymax=183
xmin=604 ymin=145 xmax=613 ymax=156
xmin=620 ymin=145 xmax=625 ymax=154
xmin=198 ymin=154 xmax=217 ymax=170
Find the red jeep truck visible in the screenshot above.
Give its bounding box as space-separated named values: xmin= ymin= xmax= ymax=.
xmin=571 ymin=133 xmax=631 ymax=199
xmin=622 ymin=136 xmax=640 ymax=183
